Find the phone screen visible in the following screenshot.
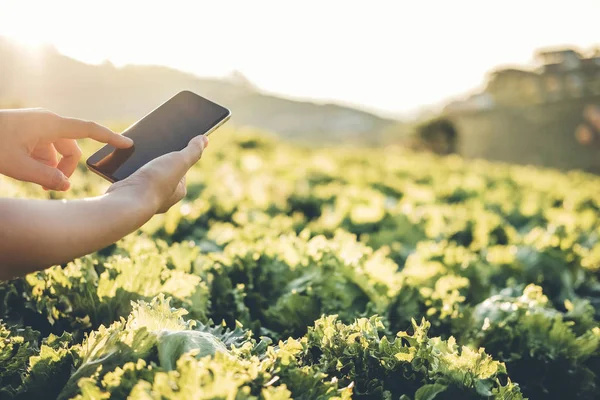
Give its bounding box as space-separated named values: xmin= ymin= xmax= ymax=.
xmin=87 ymin=90 xmax=230 ymax=182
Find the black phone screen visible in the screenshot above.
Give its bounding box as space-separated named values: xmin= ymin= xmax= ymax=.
xmin=87 ymin=90 xmax=230 ymax=182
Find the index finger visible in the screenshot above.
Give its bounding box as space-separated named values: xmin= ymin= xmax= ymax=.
xmin=54 ymin=116 xmax=133 ymax=148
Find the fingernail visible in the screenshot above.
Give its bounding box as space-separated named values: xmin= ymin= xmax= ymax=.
xmin=202 ymin=135 xmax=209 ymax=147
xmin=60 ymin=178 xmax=70 ymax=191
xmin=123 ymin=136 xmax=134 ymax=146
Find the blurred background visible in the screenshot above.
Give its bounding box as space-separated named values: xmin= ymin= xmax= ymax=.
xmin=0 ymin=0 xmax=599 ymax=173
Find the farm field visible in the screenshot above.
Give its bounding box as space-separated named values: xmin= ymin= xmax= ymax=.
xmin=1 ymin=127 xmax=599 ymax=399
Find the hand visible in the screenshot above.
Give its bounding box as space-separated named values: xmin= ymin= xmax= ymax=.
xmin=0 ymin=108 xmax=133 ymax=191
xmin=107 ymin=135 xmax=209 ymax=214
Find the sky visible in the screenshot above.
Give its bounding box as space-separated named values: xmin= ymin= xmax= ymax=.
xmin=0 ymin=0 xmax=599 ymax=117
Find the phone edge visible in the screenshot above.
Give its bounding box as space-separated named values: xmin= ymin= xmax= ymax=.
xmin=119 ymin=90 xmax=230 ymax=138
xmin=86 ymin=161 xmax=117 ymax=183
xmin=85 ymin=91 xmax=231 ymax=183
xmin=205 ymin=109 xmax=231 ymax=137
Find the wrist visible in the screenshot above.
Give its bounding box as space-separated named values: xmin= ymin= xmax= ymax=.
xmin=105 ymin=182 xmax=160 ymax=223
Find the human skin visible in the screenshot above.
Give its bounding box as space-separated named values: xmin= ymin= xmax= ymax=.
xmin=0 ymin=109 xmax=208 ymax=280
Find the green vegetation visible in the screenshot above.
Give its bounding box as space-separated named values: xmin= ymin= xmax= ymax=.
xmin=1 ymin=127 xmax=599 ymax=399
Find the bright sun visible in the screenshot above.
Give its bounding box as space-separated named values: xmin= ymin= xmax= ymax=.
xmin=6 ymin=35 xmax=45 ymax=51
xmin=1 ymin=0 xmax=599 ymax=116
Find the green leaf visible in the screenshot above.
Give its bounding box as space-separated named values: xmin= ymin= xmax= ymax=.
xmin=157 ymin=330 xmax=228 ymax=371
xmin=415 ymin=384 xmax=447 ymax=400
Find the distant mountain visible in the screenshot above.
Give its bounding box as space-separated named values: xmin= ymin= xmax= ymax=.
xmin=0 ymin=37 xmax=399 ymax=145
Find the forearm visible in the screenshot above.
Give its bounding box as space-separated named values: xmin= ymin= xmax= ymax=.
xmin=0 ymin=189 xmax=156 ymax=280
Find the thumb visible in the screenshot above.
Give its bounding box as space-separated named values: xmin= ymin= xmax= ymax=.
xmin=180 ymin=135 xmax=209 ymax=169
xmin=17 ymin=156 xmax=71 ymax=191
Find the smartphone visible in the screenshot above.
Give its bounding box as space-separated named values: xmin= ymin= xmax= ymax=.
xmin=86 ymin=90 xmax=231 ymax=182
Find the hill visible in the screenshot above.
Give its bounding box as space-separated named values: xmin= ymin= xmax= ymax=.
xmin=0 ymin=36 xmax=398 ymax=145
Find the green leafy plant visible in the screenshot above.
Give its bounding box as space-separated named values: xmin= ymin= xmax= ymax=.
xmin=1 ymin=129 xmax=599 ymax=399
